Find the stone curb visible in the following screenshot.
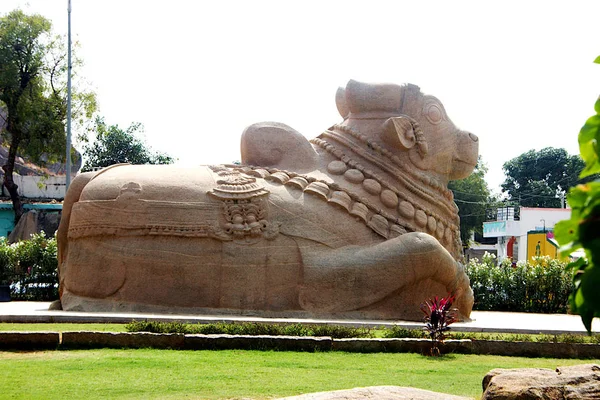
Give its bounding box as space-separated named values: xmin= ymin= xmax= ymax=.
xmin=184 ymin=334 xmax=333 ymax=352
xmin=0 ymin=331 xmax=60 ymax=349
xmin=333 ymin=338 xmax=472 ymax=354
xmin=334 ymin=338 xmax=431 ymax=353
xmin=1 ymin=332 xmax=600 ymax=358
xmin=60 ymin=331 xmax=185 ymax=349
xmin=57 ymin=332 xmax=331 ymax=351
xmin=471 ymin=340 xmax=600 ymax=359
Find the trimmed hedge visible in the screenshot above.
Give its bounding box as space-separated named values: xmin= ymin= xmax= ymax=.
xmin=126 ymin=321 xmax=373 ymax=339
xmin=465 ymin=253 xmax=574 ymax=313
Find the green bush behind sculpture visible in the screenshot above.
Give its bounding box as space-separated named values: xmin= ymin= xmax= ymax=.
xmin=466 ymin=253 xmax=573 ymax=313
xmin=0 ymin=233 xmax=58 ymax=301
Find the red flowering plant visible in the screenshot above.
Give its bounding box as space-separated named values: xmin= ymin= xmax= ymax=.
xmin=420 ymin=294 xmax=457 ymax=355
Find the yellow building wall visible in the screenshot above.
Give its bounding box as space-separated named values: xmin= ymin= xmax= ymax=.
xmin=527 ymin=232 xmax=558 ymax=260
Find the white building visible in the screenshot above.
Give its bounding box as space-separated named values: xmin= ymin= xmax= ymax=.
xmin=483 ymin=207 xmax=571 ymax=262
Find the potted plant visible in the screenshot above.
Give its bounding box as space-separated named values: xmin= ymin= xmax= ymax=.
xmin=0 ymin=239 xmax=14 ymax=302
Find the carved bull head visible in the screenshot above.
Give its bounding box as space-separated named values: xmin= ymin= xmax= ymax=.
xmin=337 ymin=80 xmax=479 ymax=184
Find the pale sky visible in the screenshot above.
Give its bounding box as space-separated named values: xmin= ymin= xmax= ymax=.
xmin=2 ymin=0 xmax=600 ymax=193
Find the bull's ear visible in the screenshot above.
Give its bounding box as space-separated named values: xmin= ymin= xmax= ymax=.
xmin=382 ymin=116 xmax=417 ymax=150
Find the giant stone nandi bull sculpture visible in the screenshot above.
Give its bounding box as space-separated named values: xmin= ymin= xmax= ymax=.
xmin=57 ymin=80 xmax=478 ymax=321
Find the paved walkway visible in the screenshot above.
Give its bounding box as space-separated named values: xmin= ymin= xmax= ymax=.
xmin=1 ymin=301 xmax=599 ymax=335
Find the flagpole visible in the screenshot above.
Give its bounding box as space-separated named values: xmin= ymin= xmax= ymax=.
xmin=66 ymin=0 xmax=72 ymax=191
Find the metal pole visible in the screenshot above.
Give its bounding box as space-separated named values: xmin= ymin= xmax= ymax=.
xmin=66 ymin=0 xmax=72 ymax=191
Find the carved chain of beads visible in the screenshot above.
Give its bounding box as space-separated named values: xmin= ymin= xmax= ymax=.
xmin=333 ymin=124 xmax=453 ymax=199
xmin=310 ymin=136 xmax=459 ymax=232
xmin=235 ymin=164 xmax=461 ymax=259
xmin=313 ymin=132 xmax=457 ymax=218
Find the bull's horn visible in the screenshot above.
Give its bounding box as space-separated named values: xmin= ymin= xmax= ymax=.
xmin=335 ymin=87 xmax=349 ymax=119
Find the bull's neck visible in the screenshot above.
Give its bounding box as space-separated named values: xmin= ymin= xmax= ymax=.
xmin=309 ymin=124 xmax=461 ymax=256
xmin=317 ymin=123 xmax=454 ymax=204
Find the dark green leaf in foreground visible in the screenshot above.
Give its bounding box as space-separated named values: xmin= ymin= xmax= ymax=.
xmin=556 ymin=56 xmax=600 ymax=332
xmin=579 ymin=114 xmax=600 ymax=178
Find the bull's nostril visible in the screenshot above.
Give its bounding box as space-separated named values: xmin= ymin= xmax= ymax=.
xmin=468 ymin=132 xmax=479 ymax=142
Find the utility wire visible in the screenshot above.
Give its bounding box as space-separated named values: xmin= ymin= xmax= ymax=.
xmin=453 ymin=198 xmax=486 ymax=204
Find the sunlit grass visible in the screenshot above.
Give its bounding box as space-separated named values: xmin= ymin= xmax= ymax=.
xmin=0 ymin=349 xmax=591 ymax=399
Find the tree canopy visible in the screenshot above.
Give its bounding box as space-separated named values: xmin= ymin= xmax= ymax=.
xmin=501 ymin=147 xmax=585 ymax=208
xmin=0 ymin=9 xmax=96 ymax=222
xmin=448 ymin=158 xmax=497 ymax=246
xmin=81 ymin=117 xmax=174 ymax=171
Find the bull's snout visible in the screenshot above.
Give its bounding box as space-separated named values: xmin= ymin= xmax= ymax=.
xmin=449 ymin=130 xmax=479 ymax=180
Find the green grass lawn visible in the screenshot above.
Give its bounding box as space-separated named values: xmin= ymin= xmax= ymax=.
xmin=0 ymin=349 xmax=593 ymax=400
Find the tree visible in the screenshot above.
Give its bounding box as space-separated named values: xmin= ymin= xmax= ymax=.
xmin=501 ymin=147 xmax=585 ymax=208
xmin=0 ymin=10 xmax=96 ymax=223
xmin=81 ymin=117 xmax=174 ymax=171
xmin=448 ymin=158 xmax=497 ymax=246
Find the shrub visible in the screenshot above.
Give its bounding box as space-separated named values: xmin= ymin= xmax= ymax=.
xmin=383 ymin=326 xmax=426 ymax=339
xmin=420 ymin=295 xmax=457 ymax=356
xmin=465 ymin=253 xmax=573 ymax=313
xmin=0 ymin=237 xmax=13 ymax=285
xmin=126 ymin=321 xmax=373 ymax=338
xmin=7 ymin=232 xmax=59 ymax=301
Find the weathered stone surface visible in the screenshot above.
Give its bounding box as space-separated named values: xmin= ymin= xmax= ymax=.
xmin=184 ymin=334 xmax=332 ymax=352
xmin=8 ymin=210 xmax=62 ymax=242
xmin=277 ymin=386 xmax=471 ymax=399
xmin=482 ymin=364 xmax=600 ymax=400
xmin=60 ymin=331 xmax=184 ymax=349
xmin=472 ymin=340 xmax=600 ymax=359
xmin=0 ymin=331 xmax=59 ymax=349
xmin=332 ymin=338 xmax=471 ymax=354
xmin=57 ymin=80 xmax=478 ymax=321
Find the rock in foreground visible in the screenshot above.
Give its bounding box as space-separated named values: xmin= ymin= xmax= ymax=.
xmin=482 ymin=364 xmax=600 ymax=399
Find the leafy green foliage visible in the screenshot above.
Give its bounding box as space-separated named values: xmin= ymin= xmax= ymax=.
xmin=420 ymin=295 xmax=457 ymax=355
xmin=0 ymin=237 xmax=13 ymax=284
xmin=448 ymin=158 xmax=498 ymax=245
xmin=125 ymin=320 xmax=373 ymax=339
xmin=382 ymin=326 xmax=427 ymax=339
xmin=501 ymin=147 xmax=586 ymax=207
xmin=81 ymin=117 xmax=174 ymax=171
xmin=0 ymin=10 xmax=96 ymax=222
xmin=465 ymin=253 xmax=573 ymax=313
xmin=555 ymin=60 xmax=600 ymax=331
xmin=0 ymin=232 xmax=59 ymax=300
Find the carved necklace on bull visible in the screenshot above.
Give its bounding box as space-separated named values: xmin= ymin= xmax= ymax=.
xmin=310 ymin=123 xmax=462 ymax=259
xmin=227 ymin=120 xmax=462 ymax=260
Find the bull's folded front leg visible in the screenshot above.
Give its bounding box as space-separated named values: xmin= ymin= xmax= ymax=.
xmin=298 ymin=232 xmax=473 ymax=320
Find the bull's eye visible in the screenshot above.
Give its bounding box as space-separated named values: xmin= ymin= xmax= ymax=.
xmin=425 ymin=103 xmax=443 ymax=125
